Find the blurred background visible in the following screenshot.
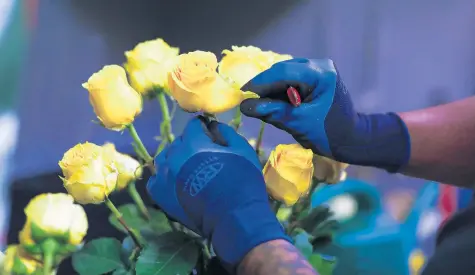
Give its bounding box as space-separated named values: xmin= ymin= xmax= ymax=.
xmin=1 ymin=0 xmax=475 ymax=274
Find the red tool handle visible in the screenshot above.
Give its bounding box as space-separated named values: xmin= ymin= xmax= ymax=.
xmin=287 ymin=86 xmax=302 ymax=107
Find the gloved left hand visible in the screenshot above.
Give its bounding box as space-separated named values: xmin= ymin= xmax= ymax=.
xmin=147 ymin=116 xmax=290 ymax=269
xmin=240 ymin=58 xmax=410 ymax=172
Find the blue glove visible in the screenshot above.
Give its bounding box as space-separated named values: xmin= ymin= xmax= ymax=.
xmin=240 ymin=58 xmax=411 ymax=172
xmin=146 ymin=116 xmax=290 ymax=269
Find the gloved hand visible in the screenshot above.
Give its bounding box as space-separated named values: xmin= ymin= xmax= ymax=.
xmin=147 ymin=116 xmax=290 ymax=270
xmin=240 ymin=58 xmax=411 ymax=172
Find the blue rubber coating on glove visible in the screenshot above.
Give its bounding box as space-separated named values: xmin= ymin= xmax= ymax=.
xmin=175 ymin=153 xmax=290 ymax=267
xmin=240 ymin=58 xmax=411 ymax=172
xmin=242 ymin=58 xmax=336 ymax=156
xmin=147 ymin=117 xmax=290 ymax=269
xmin=147 ymin=147 xmax=198 ymax=232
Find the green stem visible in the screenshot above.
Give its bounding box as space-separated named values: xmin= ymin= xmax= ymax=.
xmin=203 ymin=244 xmax=212 ymax=260
xmin=131 ymin=142 xmax=147 ymax=161
xmin=129 ymin=246 xmax=140 ymax=263
xmin=255 ymin=121 xmax=266 ymax=154
xmin=149 ymin=204 xmax=179 ymax=232
xmin=169 ymin=221 xmax=180 ymax=232
xmin=287 ymin=181 xmax=324 ymax=234
xmin=203 ymin=113 xmax=218 ymax=120
xmin=273 ymin=201 xmax=282 ymax=213
xmin=229 ymin=108 xmax=242 ymax=130
xmin=155 ymin=92 xmax=175 ymax=156
xmin=155 ymin=139 xmax=167 ymax=157
xmin=127 ymin=124 xmax=153 ymax=163
xmin=105 ymin=197 xmax=145 ymax=248
xmin=127 ymin=124 xmax=155 ymax=174
xmin=41 ymin=239 xmax=57 ymax=275
xmin=127 ymin=181 xmax=151 ymax=221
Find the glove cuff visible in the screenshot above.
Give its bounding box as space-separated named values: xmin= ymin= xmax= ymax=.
xmin=348 ymin=112 xmax=411 ymax=172
xmin=211 ymin=201 xmax=291 ymax=273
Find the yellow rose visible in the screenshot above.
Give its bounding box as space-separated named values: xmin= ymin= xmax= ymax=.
xmin=124 ymin=38 xmax=179 ymax=96
xmin=409 ymin=249 xmax=425 ymax=275
xmin=63 ymin=158 xmax=118 ymax=204
xmin=168 ymin=50 xmax=257 ymax=113
xmin=82 ymin=65 xmax=143 ymax=131
xmin=267 ymin=51 xmax=293 ymax=64
xmin=22 ymin=193 xmax=88 ymax=247
xmin=263 ymin=144 xmax=314 ymax=206
xmin=312 ymin=155 xmax=349 ymax=184
xmin=19 ymin=223 xmax=69 ymax=265
xmin=59 ymin=142 xmax=103 ymax=178
xmin=218 ymin=46 xmax=293 ymax=87
xmin=60 ymin=142 xmax=118 ymax=204
xmin=102 ymin=143 xmax=142 ymax=190
xmin=3 ymin=245 xmax=44 ymax=275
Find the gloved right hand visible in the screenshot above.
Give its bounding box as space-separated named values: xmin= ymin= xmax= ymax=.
xmin=240 ymin=58 xmax=411 ymax=172
xmin=147 ymin=116 xmax=290 ymax=271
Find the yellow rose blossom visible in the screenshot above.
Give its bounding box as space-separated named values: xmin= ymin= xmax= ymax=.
xmin=409 ymin=249 xmax=426 ymax=275
xmin=82 ymin=65 xmax=143 ymax=131
xmin=19 ymin=223 xmax=69 ymax=265
xmin=263 ymin=144 xmax=314 ymax=206
xmin=63 ymin=157 xmax=118 ymax=204
xmin=22 ymin=193 xmax=88 ymax=246
xmin=124 ymin=38 xmax=179 ymax=96
xmin=59 ymin=142 xmax=103 ymax=179
xmin=168 ymin=50 xmax=258 ymax=113
xmin=59 ymin=142 xmax=118 ymax=204
xmin=18 ymin=222 xmax=36 ymax=250
xmin=218 ymin=46 xmax=293 ymax=87
xmin=3 ymin=245 xmax=44 ymax=275
xmin=267 ymin=51 xmax=293 ymax=64
xmin=313 ymin=155 xmax=349 ymax=184
xmin=102 ymin=143 xmax=142 ymax=190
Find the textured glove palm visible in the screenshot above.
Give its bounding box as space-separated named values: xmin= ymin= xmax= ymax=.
xmin=147 ymin=116 xmax=289 ymax=269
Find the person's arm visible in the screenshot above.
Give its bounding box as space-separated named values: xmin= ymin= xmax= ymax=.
xmin=240 ymin=59 xmax=475 ymax=187
xmin=399 ymin=96 xmax=475 ymax=187
xmin=238 ymin=240 xmax=318 ymax=275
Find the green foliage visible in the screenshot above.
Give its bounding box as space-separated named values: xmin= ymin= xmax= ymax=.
xmin=296 ymin=205 xmax=338 ymax=249
xmin=310 ymin=219 xmax=339 ymax=247
xmin=109 ymin=204 xmax=172 ymax=234
xmin=286 ymin=200 xmax=339 ymax=275
xmin=112 ymin=267 xmax=135 ymax=275
xmin=120 ymin=236 xmax=135 ymax=261
xmin=293 ymin=232 xmax=313 ymax=258
xmin=298 ymin=205 xmax=332 ymax=232
xmin=291 ymin=230 xmax=336 ymax=275
xmin=72 ymin=238 xmax=125 ymax=275
xmin=135 ymin=231 xmax=200 ymax=275
xmin=309 ymin=254 xmax=336 ymax=275
xmin=72 ymin=231 xmax=201 ymax=275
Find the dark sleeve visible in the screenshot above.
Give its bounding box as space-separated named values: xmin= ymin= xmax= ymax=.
xmin=422 ymin=202 xmax=475 ymax=275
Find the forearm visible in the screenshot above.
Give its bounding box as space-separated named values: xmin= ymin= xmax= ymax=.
xmin=398 ymin=96 xmax=475 ymax=187
xmin=237 ymin=240 xmax=318 ymax=275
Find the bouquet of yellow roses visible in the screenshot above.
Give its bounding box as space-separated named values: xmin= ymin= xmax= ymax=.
xmin=3 ymin=38 xmax=348 ymax=275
